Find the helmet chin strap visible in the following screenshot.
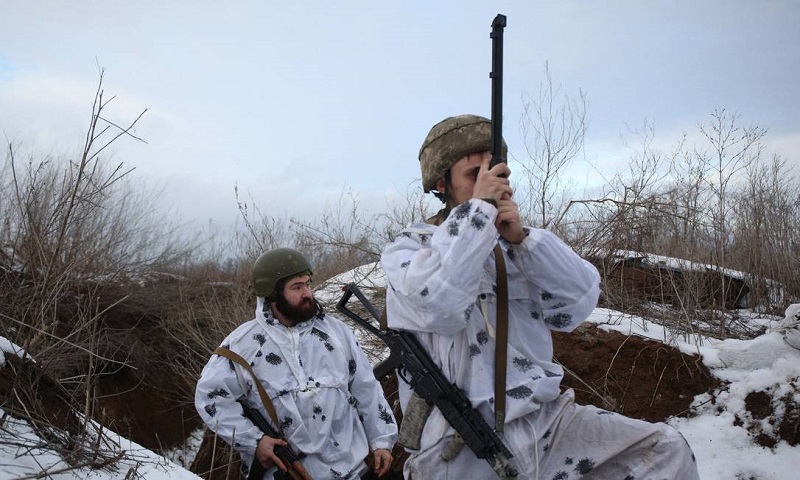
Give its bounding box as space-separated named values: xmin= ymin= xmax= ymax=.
xmin=427 ymin=171 xmax=454 ymax=225
xmin=427 ymin=189 xmax=451 ymax=227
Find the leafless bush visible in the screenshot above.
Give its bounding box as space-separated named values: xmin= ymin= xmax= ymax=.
xmin=2 ymin=71 xmax=191 ymax=341
xmin=292 ymin=189 xmax=383 ymax=283
xmin=556 ymin=110 xmax=797 ymax=337
xmin=730 ymin=154 xmax=800 ymax=310
xmin=234 ymin=180 xmax=436 ymax=287
xmin=233 ymin=185 xmax=294 ymax=262
xmin=160 ymin=275 xmax=253 ymax=412
xmin=0 ymin=69 xmax=200 ymax=473
xmin=377 ymin=180 xmax=437 ymax=242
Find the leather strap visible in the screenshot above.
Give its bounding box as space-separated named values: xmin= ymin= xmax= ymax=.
xmin=380 ymin=305 xmax=389 ymax=331
xmin=214 ymin=346 xmax=282 ymax=434
xmin=425 ymin=209 xmax=447 ymax=227
xmin=492 ymin=243 xmax=509 ymax=434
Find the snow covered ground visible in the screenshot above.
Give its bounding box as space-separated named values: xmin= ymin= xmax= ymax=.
xmin=585 ymin=308 xmax=800 ymax=480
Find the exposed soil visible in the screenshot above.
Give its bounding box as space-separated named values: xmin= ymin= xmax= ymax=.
xmin=72 ymin=280 xmax=205 ymax=452
xmin=737 ymin=381 xmax=800 ymax=448
xmin=94 ymin=365 xmax=200 ymax=451
xmin=0 ymin=355 xmax=82 ymax=437
xmin=552 ymin=323 xmax=717 ymax=422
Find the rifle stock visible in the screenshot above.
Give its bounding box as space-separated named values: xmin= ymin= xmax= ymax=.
xmin=237 ymin=398 xmax=311 ymax=480
xmin=336 ymin=283 xmax=518 ymax=479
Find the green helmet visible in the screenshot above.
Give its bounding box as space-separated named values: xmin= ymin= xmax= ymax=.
xmin=252 ymin=248 xmax=313 ymax=297
xmin=418 ymin=114 xmax=508 ymax=193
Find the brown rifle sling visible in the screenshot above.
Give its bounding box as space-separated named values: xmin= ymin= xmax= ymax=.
xmin=380 ymin=305 xmax=388 ymax=331
xmin=492 ymin=243 xmax=509 ymax=434
xmin=213 ymin=346 xmax=282 ymax=434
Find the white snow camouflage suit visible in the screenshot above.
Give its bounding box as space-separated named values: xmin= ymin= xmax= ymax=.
xmin=195 ymin=299 xmax=398 ymax=479
xmin=380 ymin=198 xmax=700 ymax=480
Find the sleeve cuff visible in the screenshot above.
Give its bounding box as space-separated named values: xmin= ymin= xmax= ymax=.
xmin=370 ymin=438 xmax=395 ymax=451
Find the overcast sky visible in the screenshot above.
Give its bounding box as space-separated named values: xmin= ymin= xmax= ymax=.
xmin=2 ymin=1 xmax=798 ymax=230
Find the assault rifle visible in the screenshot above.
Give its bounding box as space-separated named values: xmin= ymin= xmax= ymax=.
xmin=336 ymin=283 xmax=518 ymax=479
xmin=237 ymin=397 xmax=312 ymax=480
xmin=489 ymin=13 xmax=507 ymax=170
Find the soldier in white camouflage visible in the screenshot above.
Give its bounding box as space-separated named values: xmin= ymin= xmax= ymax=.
xmin=196 ymin=248 xmax=397 ymax=479
xmin=380 ymin=114 xmax=700 ymax=479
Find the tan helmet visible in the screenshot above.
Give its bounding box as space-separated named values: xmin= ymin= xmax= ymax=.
xmin=251 ymin=248 xmax=313 ymax=297
xmin=418 ymin=114 xmax=508 ymax=193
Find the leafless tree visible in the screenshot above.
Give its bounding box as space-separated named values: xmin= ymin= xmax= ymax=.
xmin=696 ymin=108 xmax=765 ymax=334
xmin=516 ymin=63 xmax=588 ymax=229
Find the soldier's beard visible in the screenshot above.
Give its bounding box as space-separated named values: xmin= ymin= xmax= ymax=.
xmin=275 ymin=294 xmax=318 ymax=325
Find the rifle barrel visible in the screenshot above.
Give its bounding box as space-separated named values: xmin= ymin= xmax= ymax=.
xmin=490 ymin=13 xmax=506 ymax=168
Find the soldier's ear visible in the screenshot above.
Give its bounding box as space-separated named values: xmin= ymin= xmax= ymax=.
xmin=435 ymin=176 xmax=446 ymax=194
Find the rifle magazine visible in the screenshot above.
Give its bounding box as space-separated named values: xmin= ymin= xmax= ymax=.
xmin=397 ymin=392 xmax=432 ymax=451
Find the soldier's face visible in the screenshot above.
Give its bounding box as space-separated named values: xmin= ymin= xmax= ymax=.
xmin=275 ymin=275 xmax=316 ymax=324
xmin=436 ymin=151 xmax=491 ymax=207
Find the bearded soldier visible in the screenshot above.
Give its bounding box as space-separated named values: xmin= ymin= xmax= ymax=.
xmin=196 ymin=248 xmax=397 ymax=479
